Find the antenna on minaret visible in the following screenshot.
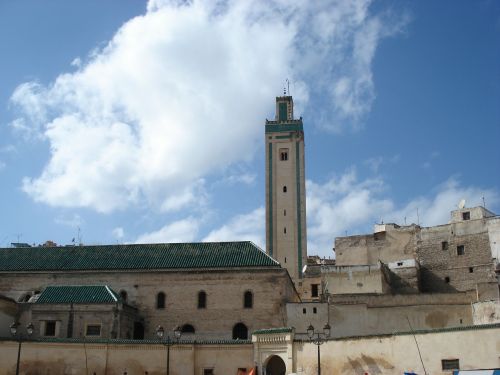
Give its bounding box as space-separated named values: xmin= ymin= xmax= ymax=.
xmin=482 ymin=196 xmax=486 ymax=208
xmin=285 ymin=78 xmax=290 ymax=95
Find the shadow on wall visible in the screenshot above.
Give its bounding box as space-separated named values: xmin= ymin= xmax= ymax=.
xmin=343 ymin=355 xmax=395 ymax=375
xmin=419 ymin=268 xmax=459 ymax=293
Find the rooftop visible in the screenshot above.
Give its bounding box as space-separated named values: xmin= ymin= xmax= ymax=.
xmin=0 ymin=241 xmax=279 ymax=272
xmin=36 ymin=285 xmax=120 ymax=304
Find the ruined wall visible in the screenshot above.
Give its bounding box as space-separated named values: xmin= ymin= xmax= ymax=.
xmin=294 ymin=324 xmax=500 ymax=375
xmin=0 ymin=268 xmax=296 ymax=340
xmin=335 ymin=225 xmax=418 ymax=266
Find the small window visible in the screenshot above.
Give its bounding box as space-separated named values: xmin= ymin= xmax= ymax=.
xmin=86 ymin=324 xmax=101 ymax=337
xmin=469 ymin=267 xmax=474 ymax=273
xmin=397 ymin=262 xmax=403 ymax=266
xmin=311 ymin=284 xmax=319 ymax=298
xmin=441 ymin=359 xmax=459 ymax=370
xmin=313 ymin=307 xmax=317 ymax=314
xmin=203 ymin=369 xmax=214 ymax=375
xmin=244 ymin=291 xmax=253 ymax=309
xmin=181 ymin=324 xmax=195 ymax=333
xmin=283 ymin=186 xmax=287 ymax=193
xmin=441 ymin=241 xmax=448 ymax=250
xmin=462 ymin=211 xmax=470 ymax=220
xmin=284 ymin=227 xmax=286 ymax=234
xmin=284 ymin=209 xmax=286 ymax=216
xmin=198 ymin=291 xmax=207 ymax=309
xmin=44 ymin=321 xmax=56 ymax=337
xmin=279 ymin=148 xmax=289 ymax=161
xmin=238 ymin=369 xmax=247 ymax=375
xmin=445 ymin=276 xmax=450 ymax=283
xmin=120 ymin=290 xmax=128 ymax=301
xmin=156 ymin=292 xmax=166 ymax=309
xmin=457 ymin=245 xmax=465 ymax=256
xmin=232 ymin=323 xmax=248 ymax=340
xmin=303 ymin=308 xmax=306 ymax=314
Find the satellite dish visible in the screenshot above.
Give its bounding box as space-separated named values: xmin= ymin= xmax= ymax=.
xmin=302 ymin=265 xmax=308 ymax=274
xmin=458 ymin=199 xmax=466 ymax=209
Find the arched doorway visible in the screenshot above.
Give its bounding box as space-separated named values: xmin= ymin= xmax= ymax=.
xmin=265 ymin=355 xmax=286 ymax=375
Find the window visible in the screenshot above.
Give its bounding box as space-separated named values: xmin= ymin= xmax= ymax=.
xmin=232 ymin=323 xmax=248 ymax=340
xmin=445 ymin=276 xmax=450 ymax=283
xmin=441 ymin=359 xmax=459 ymax=370
xmin=86 ymin=324 xmax=101 ymax=337
xmin=156 ymin=292 xmax=166 ymax=309
xmin=279 ymin=148 xmax=289 ymax=161
xmin=203 ymin=369 xmax=214 ymax=375
xmin=441 ymin=241 xmax=448 ymax=250
xmin=397 ymin=262 xmax=403 ymax=266
xmin=457 ymin=245 xmax=465 ymax=256
xmin=237 ymin=369 xmax=247 ymax=375
xmin=284 ymin=227 xmax=287 ymax=234
xmin=283 ymin=186 xmax=287 ymax=193
xmin=284 ymin=209 xmax=286 ymax=216
xmin=313 ymin=307 xmax=317 ymax=314
xmin=311 ymin=284 xmax=319 ymax=298
xmin=198 ymin=291 xmax=207 ymax=309
xmin=181 ymin=324 xmax=195 ymax=333
xmin=462 ymin=211 xmax=470 ymax=220
xmin=44 ymin=321 xmax=56 ymax=337
xmin=469 ymin=267 xmax=474 ymax=273
xmin=302 ymin=308 xmax=306 ymax=314
xmin=244 ymin=291 xmax=253 ymax=309
xmin=120 ymin=290 xmax=128 ymax=301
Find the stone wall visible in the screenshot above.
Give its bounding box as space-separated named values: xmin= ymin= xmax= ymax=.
xmin=0 ymin=268 xmax=297 ymax=340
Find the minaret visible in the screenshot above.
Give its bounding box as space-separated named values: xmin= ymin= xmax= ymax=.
xmin=265 ymin=95 xmax=307 ymax=282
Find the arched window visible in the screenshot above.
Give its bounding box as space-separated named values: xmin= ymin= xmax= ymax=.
xmin=244 ymin=291 xmax=253 ymax=309
xmin=181 ymin=324 xmax=195 ymax=333
xmin=198 ymin=291 xmax=207 ymax=309
xmin=156 ymin=292 xmax=165 ymax=309
xmin=283 ymin=186 xmax=287 ymax=193
xmin=232 ymin=323 xmax=248 ymax=340
xmin=120 ymin=290 xmax=127 ymax=302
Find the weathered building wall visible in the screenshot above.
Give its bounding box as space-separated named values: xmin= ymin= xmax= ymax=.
xmin=472 ymin=300 xmax=500 ymax=325
xmin=0 ymin=340 xmax=253 ymax=375
xmin=0 ymin=268 xmax=297 ymax=340
xmin=0 ymin=296 xmax=16 ymax=337
xmin=335 ymin=225 xmax=417 ymax=266
xmin=294 ymin=324 xmax=500 ymax=375
xmin=323 ymin=264 xmax=389 ymax=295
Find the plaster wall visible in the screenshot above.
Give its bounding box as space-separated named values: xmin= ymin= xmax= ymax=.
xmin=294 ymin=325 xmax=500 ymax=375
xmin=0 ymin=297 xmax=16 ymax=337
xmin=0 ymin=341 xmax=253 ymax=375
xmin=472 ymin=300 xmax=500 ymax=324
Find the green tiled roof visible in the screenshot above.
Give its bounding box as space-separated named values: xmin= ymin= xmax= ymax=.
xmin=253 ymin=327 xmax=294 ymax=335
xmin=36 ymin=285 xmax=120 ymax=304
xmin=0 ymin=242 xmax=279 ymax=271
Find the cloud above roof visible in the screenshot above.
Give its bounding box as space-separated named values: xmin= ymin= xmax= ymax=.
xmin=10 ymin=0 xmax=405 ymax=213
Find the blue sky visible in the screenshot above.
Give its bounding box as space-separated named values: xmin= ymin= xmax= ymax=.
xmin=0 ymin=0 xmax=499 ymax=257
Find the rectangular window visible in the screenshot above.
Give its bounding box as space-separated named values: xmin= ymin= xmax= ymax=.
xmin=44 ymin=321 xmax=56 ymax=337
xmin=441 ymin=241 xmax=448 ymax=250
xmin=302 ymin=308 xmax=306 ymax=314
xmin=279 ymin=148 xmax=289 ymax=161
xmin=469 ymin=267 xmax=474 ymax=273
xmin=237 ymin=369 xmax=247 ymax=375
xmin=441 ymin=359 xmax=459 ymax=370
xmin=462 ymin=211 xmax=470 ymax=220
xmin=445 ymin=276 xmax=450 ymax=283
xmin=86 ymin=324 xmax=101 ymax=336
xmin=313 ymin=307 xmax=317 ymax=314
xmin=203 ymin=369 xmax=214 ymax=375
xmin=311 ymin=284 xmax=319 ymax=297
xmin=457 ymin=245 xmax=465 ymax=256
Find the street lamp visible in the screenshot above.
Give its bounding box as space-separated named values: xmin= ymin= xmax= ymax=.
xmin=307 ymin=323 xmax=331 ymax=375
xmin=156 ymin=325 xmax=181 ymax=375
xmin=10 ymin=321 xmax=34 ymax=375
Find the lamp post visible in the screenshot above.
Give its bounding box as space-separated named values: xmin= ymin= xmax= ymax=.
xmin=307 ymin=323 xmax=331 ymax=375
xmin=156 ymin=325 xmax=181 ymax=375
xmin=10 ymin=321 xmax=34 ymax=375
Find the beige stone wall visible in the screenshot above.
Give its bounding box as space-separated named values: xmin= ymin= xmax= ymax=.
xmin=0 ymin=268 xmax=297 ymax=340
xmin=0 ymin=297 xmax=16 ymax=337
xmin=294 ymin=325 xmax=500 ymax=374
xmin=0 ymin=340 xmax=253 ymax=375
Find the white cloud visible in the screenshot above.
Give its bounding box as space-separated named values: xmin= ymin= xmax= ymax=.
xmin=54 ymin=213 xmax=84 ymax=228
xmin=305 ymin=172 xmax=499 ymax=257
xmin=9 ymin=0 xmax=406 ymax=213
xmin=136 ymin=217 xmax=200 ymax=243
xmin=112 ymin=227 xmax=125 ymax=240
xmin=203 ymin=207 xmax=265 ymax=249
